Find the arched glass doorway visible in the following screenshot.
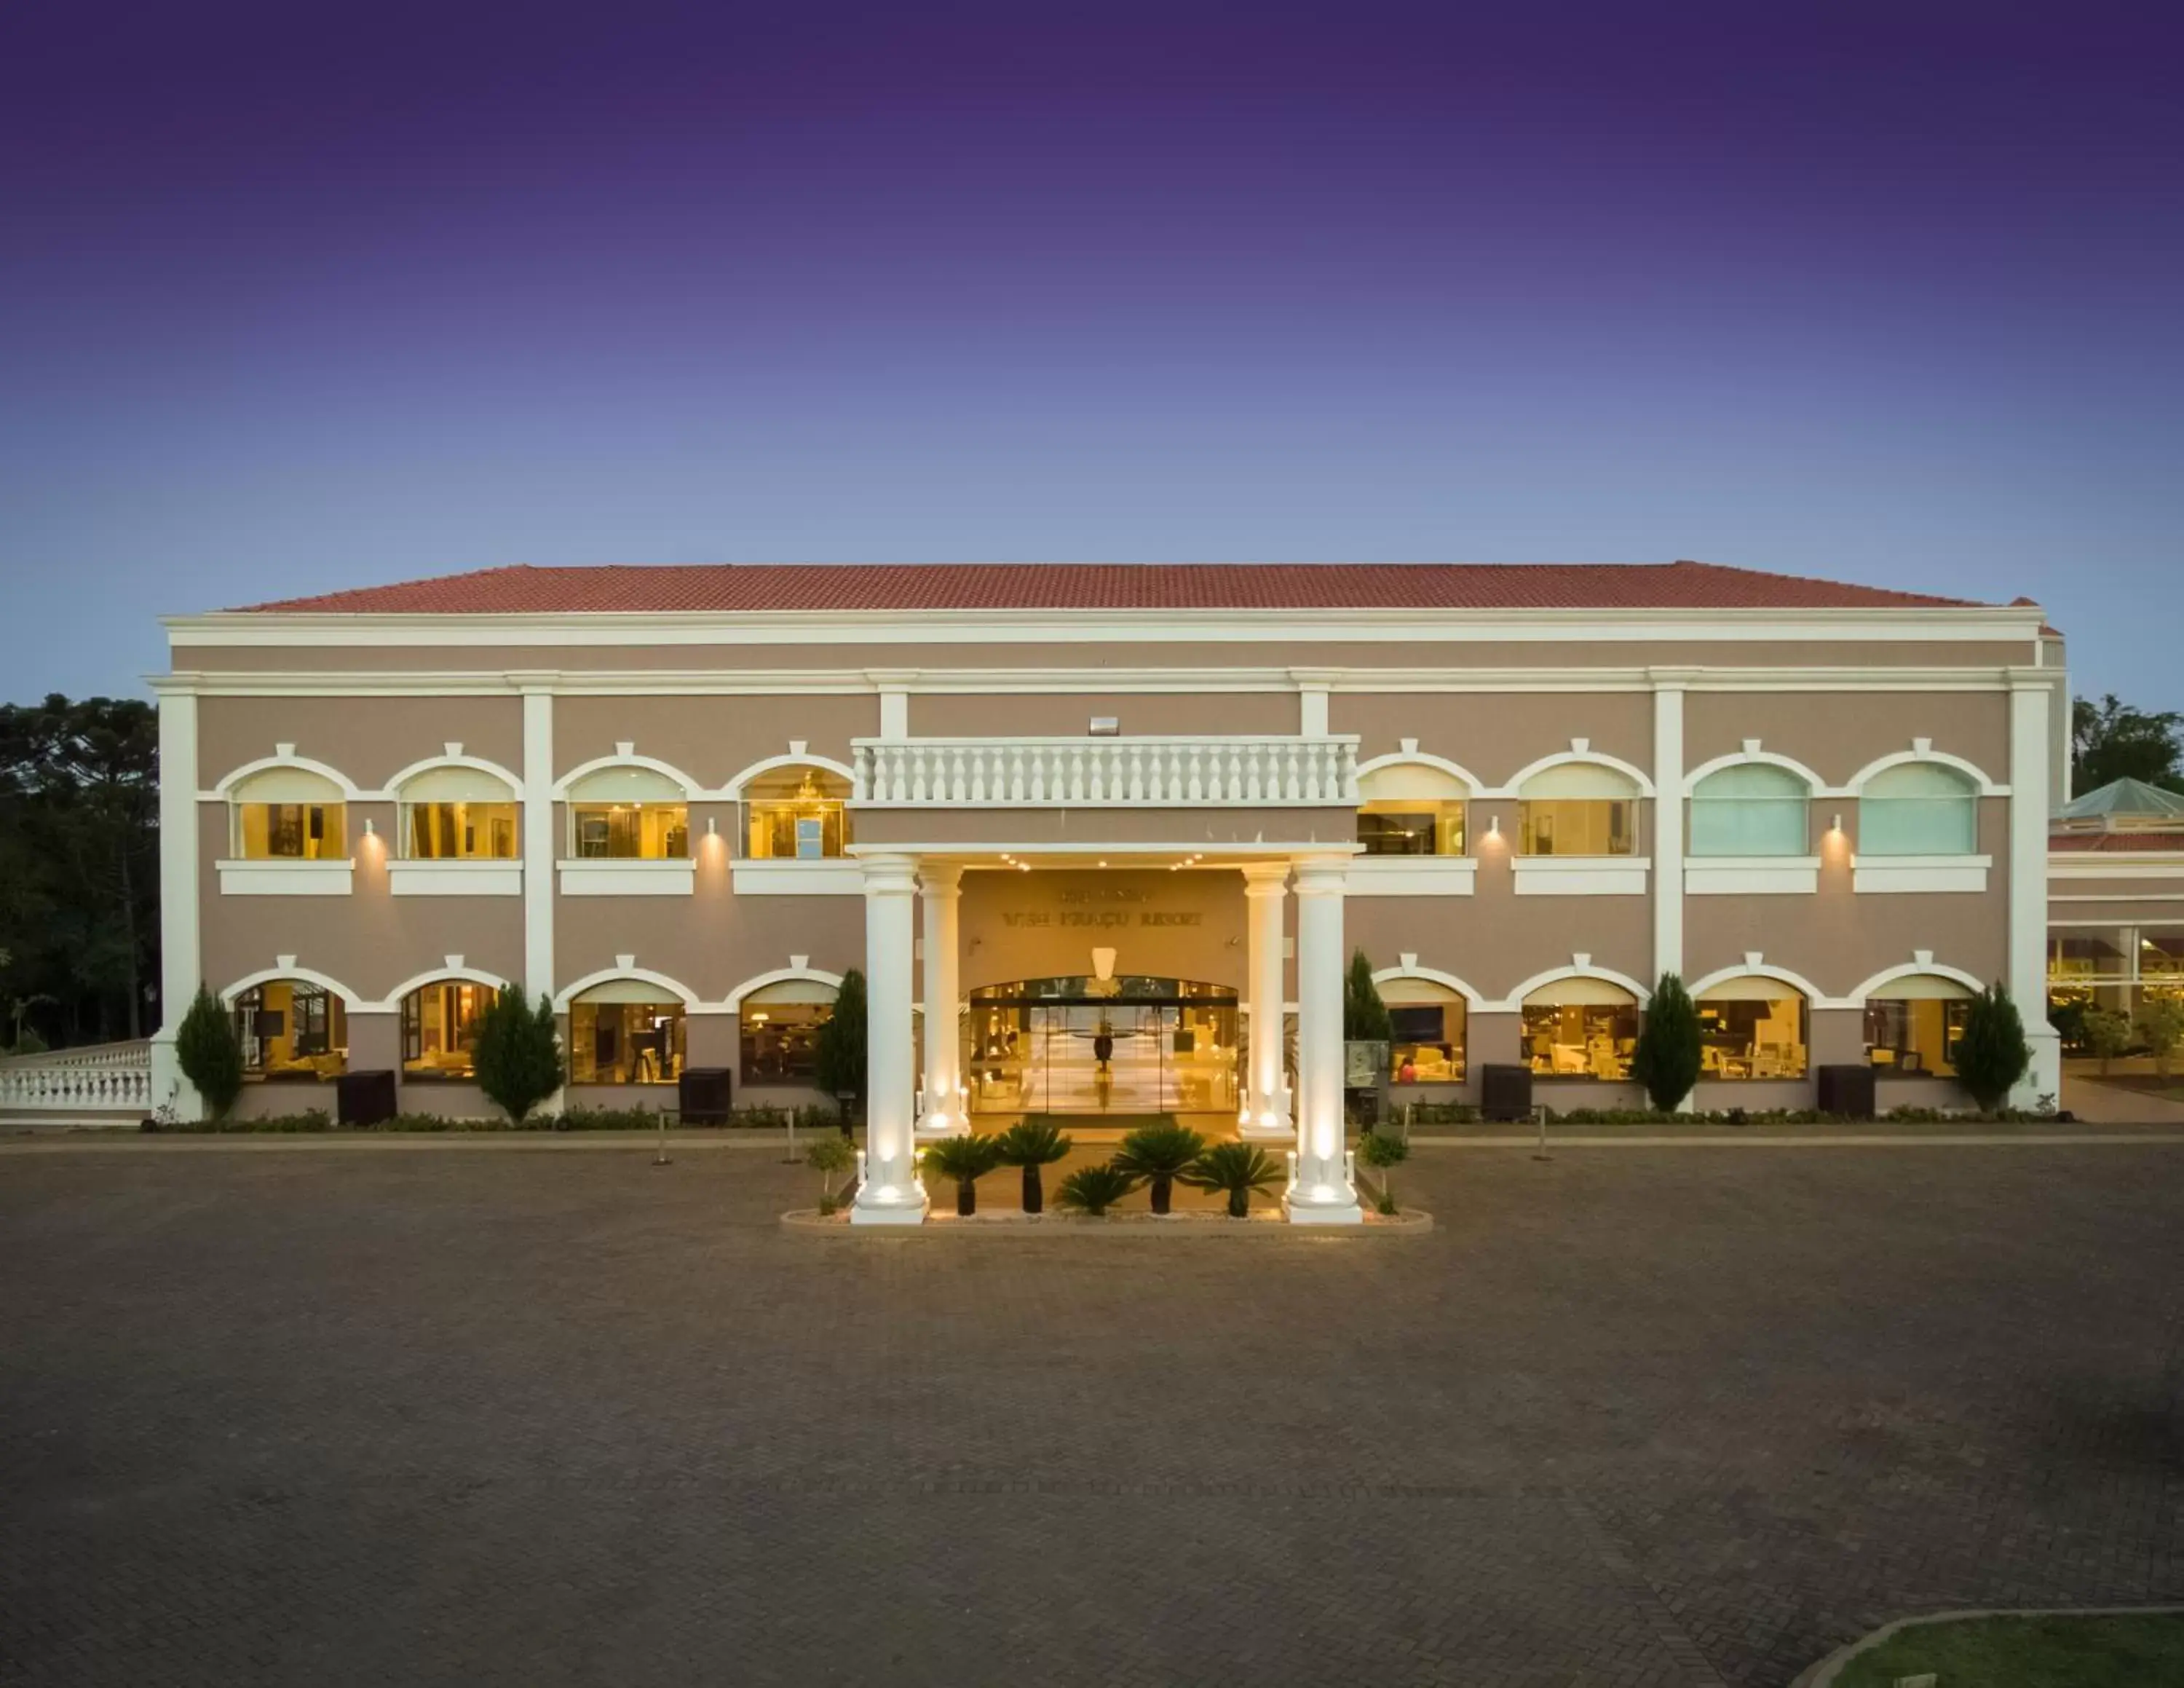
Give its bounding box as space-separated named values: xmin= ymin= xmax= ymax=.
xmin=966 ymin=977 xmax=1239 ymax=1116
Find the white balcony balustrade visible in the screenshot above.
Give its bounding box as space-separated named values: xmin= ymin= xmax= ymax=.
xmin=0 ymin=1040 xmax=153 ymax=1116
xmin=852 ymin=736 xmax=1360 ymax=808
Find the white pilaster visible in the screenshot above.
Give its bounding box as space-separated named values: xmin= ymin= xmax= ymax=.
xmin=1239 ymin=862 xmax=1292 ymax=1137
xmin=521 ymin=688 xmax=555 ymax=999
xmin=1286 ymin=857 xmax=1361 ymax=1223
xmin=917 ymin=862 xmax=966 ymax=1136
xmin=853 ymin=853 xmax=928 ymax=1223
xmin=151 ymin=682 xmax=203 ymax=1121
xmin=1651 ymin=680 xmax=1685 ymax=986
xmin=2010 ymin=678 xmax=2062 ymax=1105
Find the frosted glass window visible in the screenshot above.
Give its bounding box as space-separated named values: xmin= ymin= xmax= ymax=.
xmin=1859 ymin=764 xmax=1977 ymax=856
xmin=1689 ymin=765 xmax=1809 ymax=856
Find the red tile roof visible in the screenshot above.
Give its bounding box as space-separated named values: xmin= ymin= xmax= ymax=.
xmin=231 ymin=561 xmax=2000 ymax=617
xmin=2049 ymin=831 xmax=2184 ymax=853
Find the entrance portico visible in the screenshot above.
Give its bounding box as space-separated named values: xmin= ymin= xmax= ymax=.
xmin=851 ymin=844 xmax=1364 ymax=1225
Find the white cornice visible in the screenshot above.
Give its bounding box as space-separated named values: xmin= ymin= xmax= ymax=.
xmin=163 ymin=602 xmax=2049 ymax=650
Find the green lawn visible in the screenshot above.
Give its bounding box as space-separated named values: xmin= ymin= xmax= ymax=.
xmin=1836 ymin=1612 xmax=2184 ymax=1687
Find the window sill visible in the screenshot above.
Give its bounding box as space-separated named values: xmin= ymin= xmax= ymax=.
xmin=387 ymin=859 xmax=522 ymax=897
xmin=1345 ymin=856 xmax=1476 ymax=897
xmin=1512 ymin=856 xmax=1650 ymax=897
xmin=1852 ymin=853 xmax=1992 ymax=894
xmin=216 ymin=859 xmax=355 ymax=896
xmin=1685 ymin=855 xmax=1821 ymax=896
xmin=731 ymin=859 xmax=863 ymax=896
xmin=557 ymin=859 xmax=696 ymax=897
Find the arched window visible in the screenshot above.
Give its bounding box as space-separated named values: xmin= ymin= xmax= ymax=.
xmin=566 ymin=767 xmax=689 ymax=860
xmin=1860 ymin=763 xmax=1977 ymax=856
xmin=739 ymin=979 xmax=839 ymax=1084
xmin=743 ymin=766 xmax=852 ymax=859
xmin=568 ymin=981 xmax=686 ymax=1084
xmin=1522 ymin=977 xmax=1639 ymax=1078
xmin=1518 ymin=765 xmax=1639 ymax=856
xmin=1356 ymin=764 xmax=1466 ymax=856
xmin=1864 ymin=974 xmax=1973 ymax=1076
xmin=1380 ymin=978 xmax=1467 ymax=1083
xmin=1697 ymin=977 xmax=1809 ymax=1080
xmin=400 ymin=980 xmax=499 ymax=1078
xmin=398 ymin=767 xmax=518 ymax=860
xmin=230 ymin=768 xmax=347 ymax=860
xmin=232 ymin=981 xmax=348 ymax=1079
xmin=1690 ymin=765 xmax=1810 ymax=857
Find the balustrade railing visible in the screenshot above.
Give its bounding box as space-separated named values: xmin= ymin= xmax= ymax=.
xmin=852 ymin=736 xmax=1360 ymax=807
xmin=0 ymin=1039 xmax=153 ymax=1113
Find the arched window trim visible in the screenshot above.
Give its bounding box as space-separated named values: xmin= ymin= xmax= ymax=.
xmin=1369 ymin=960 xmax=1487 ymax=1006
xmin=1843 ymin=742 xmax=2006 ymax=798
xmin=1353 ymin=751 xmax=1486 ymax=797
xmin=386 ymin=749 xmax=525 ymax=800
xmin=1494 ymin=957 xmax=1652 ymax=1012
xmin=723 ymin=753 xmax=857 ymax=800
xmin=219 ymin=963 xmax=365 ymax=1009
xmin=1682 ymin=745 xmax=1825 ymax=796
xmin=208 ymin=749 xmax=364 ymax=802
xmin=723 ymin=963 xmax=845 ymax=1014
xmin=553 ymin=960 xmax=705 ymax=1013
xmin=551 ymin=749 xmax=706 ymax=800
xmin=1685 ymin=959 xmax=1833 ymax=1007
xmin=1489 ymin=742 xmax=1655 ymax=800
xmin=371 ymin=962 xmax=514 ymax=1013
xmin=1844 ymin=958 xmax=1987 ymax=1006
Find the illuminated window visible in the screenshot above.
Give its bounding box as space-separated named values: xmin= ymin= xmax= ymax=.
xmin=1689 ymin=764 xmax=1810 ymax=856
xmin=1517 ymin=764 xmax=1639 ymax=856
xmin=1859 ymin=763 xmax=1977 ymax=856
xmin=567 ymin=766 xmax=688 ymax=859
xmin=1356 ymin=764 xmax=1466 ymax=856
xmin=400 ymin=981 xmax=499 ymax=1078
xmin=230 ymin=768 xmax=347 ymax=859
xmin=569 ymin=985 xmax=686 ymax=1084
xmin=232 ymin=981 xmax=348 ymax=1080
xmin=1380 ymin=980 xmax=1467 ymax=1083
xmin=1864 ymin=992 xmax=1971 ymax=1077
xmin=743 ymin=767 xmax=851 ymax=859
xmin=739 ymin=979 xmax=839 ymax=1084
xmin=1696 ymin=979 xmax=1809 ymax=1080
xmin=1522 ymin=979 xmax=1639 ymax=1078
xmin=398 ymin=765 xmax=517 ymax=859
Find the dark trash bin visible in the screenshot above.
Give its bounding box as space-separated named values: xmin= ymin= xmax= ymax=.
xmin=1481 ymin=1062 xmax=1533 ymax=1123
xmin=679 ymin=1066 xmax=733 ymax=1127
xmin=1816 ymin=1063 xmax=1876 ymax=1120
xmin=336 ymin=1068 xmax=397 ymax=1128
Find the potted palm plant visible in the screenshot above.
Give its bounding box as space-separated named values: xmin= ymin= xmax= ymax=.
xmin=1112 ymin=1120 xmax=1207 ymax=1216
xmin=1056 ymin=1162 xmax=1141 ymax=1217
xmin=1179 ymin=1141 xmax=1284 ymax=1219
xmin=992 ymin=1118 xmax=1074 ymax=1213
xmin=922 ymin=1133 xmax=1002 ymax=1217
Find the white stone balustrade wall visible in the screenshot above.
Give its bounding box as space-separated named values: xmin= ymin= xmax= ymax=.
xmin=0 ymin=1040 xmax=153 ymax=1113
xmin=852 ymin=737 xmax=1359 ymax=807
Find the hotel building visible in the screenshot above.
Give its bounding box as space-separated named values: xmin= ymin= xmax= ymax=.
xmin=149 ymin=561 xmax=2068 ymax=1222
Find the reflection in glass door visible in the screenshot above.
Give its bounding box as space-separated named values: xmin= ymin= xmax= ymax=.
xmin=965 ymin=981 xmax=1240 ymax=1116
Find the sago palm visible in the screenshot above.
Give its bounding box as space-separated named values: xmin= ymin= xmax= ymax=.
xmin=1112 ymin=1120 xmax=1207 ymax=1216
xmin=992 ymin=1119 xmax=1074 ymax=1214
xmin=922 ymin=1133 xmax=1002 ymax=1217
xmin=1178 ymin=1141 xmax=1284 ymax=1219
xmin=1056 ymin=1162 xmax=1141 ymax=1218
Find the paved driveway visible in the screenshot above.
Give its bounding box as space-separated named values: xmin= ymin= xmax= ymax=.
xmin=4 ymin=1143 xmax=2181 ymax=1687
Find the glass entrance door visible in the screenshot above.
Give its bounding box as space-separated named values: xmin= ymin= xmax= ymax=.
xmin=965 ymin=980 xmax=1241 ymax=1116
xmin=1031 ymin=1005 xmax=1174 ymax=1113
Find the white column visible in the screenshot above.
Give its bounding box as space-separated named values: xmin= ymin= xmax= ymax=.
xmin=917 ymin=862 xmax=965 ymax=1136
xmin=2010 ymin=677 xmax=2061 ymax=1105
xmin=853 ymin=853 xmax=928 ymax=1223
xmin=1286 ymin=857 xmax=1361 ymax=1223
xmin=521 ymin=688 xmax=555 ymax=1000
xmin=1239 ymin=862 xmax=1292 ymax=1137
xmin=150 ymin=682 xmax=203 ymax=1121
xmin=1651 ymin=680 xmax=1685 ymax=986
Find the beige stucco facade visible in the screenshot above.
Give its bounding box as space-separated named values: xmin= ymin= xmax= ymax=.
xmin=153 ymin=583 xmax=2065 ymax=1141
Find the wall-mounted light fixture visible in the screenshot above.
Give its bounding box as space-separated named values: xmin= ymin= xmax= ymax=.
xmin=1831 ymin=812 xmax=1843 ymax=833
xmin=1088 ymin=717 xmax=1120 ymax=736
xmin=707 ymin=815 xmax=718 ymax=837
xmin=1486 ymin=813 xmax=1501 ymax=840
xmin=362 ymin=817 xmax=376 ymax=837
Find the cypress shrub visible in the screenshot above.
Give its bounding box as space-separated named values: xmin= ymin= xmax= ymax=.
xmin=1955 ymin=984 xmax=2031 ymax=1113
xmin=1631 ymin=972 xmax=1702 ymax=1112
xmin=473 ymin=987 xmax=562 ymax=1125
xmin=175 ymin=983 xmax=244 ymax=1120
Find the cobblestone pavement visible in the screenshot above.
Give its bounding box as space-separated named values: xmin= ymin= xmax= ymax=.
xmin=4 ymin=1145 xmax=2180 ymax=1687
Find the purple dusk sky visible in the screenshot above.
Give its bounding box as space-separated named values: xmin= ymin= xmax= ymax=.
xmin=2 ymin=1 xmax=2178 ymax=708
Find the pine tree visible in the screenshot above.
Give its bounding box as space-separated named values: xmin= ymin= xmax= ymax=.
xmin=1631 ymin=972 xmax=1701 ymax=1112
xmin=1955 ymin=984 xmax=2031 ymax=1113
xmin=174 ymin=982 xmax=243 ymax=1119
xmin=1343 ymin=950 xmax=1392 ymax=1042
xmin=473 ymin=987 xmax=562 ymax=1125
xmin=812 ymin=968 xmax=866 ymax=1129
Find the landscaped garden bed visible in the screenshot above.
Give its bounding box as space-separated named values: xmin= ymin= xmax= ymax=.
xmin=1810 ymin=1608 xmax=2184 ymax=1687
